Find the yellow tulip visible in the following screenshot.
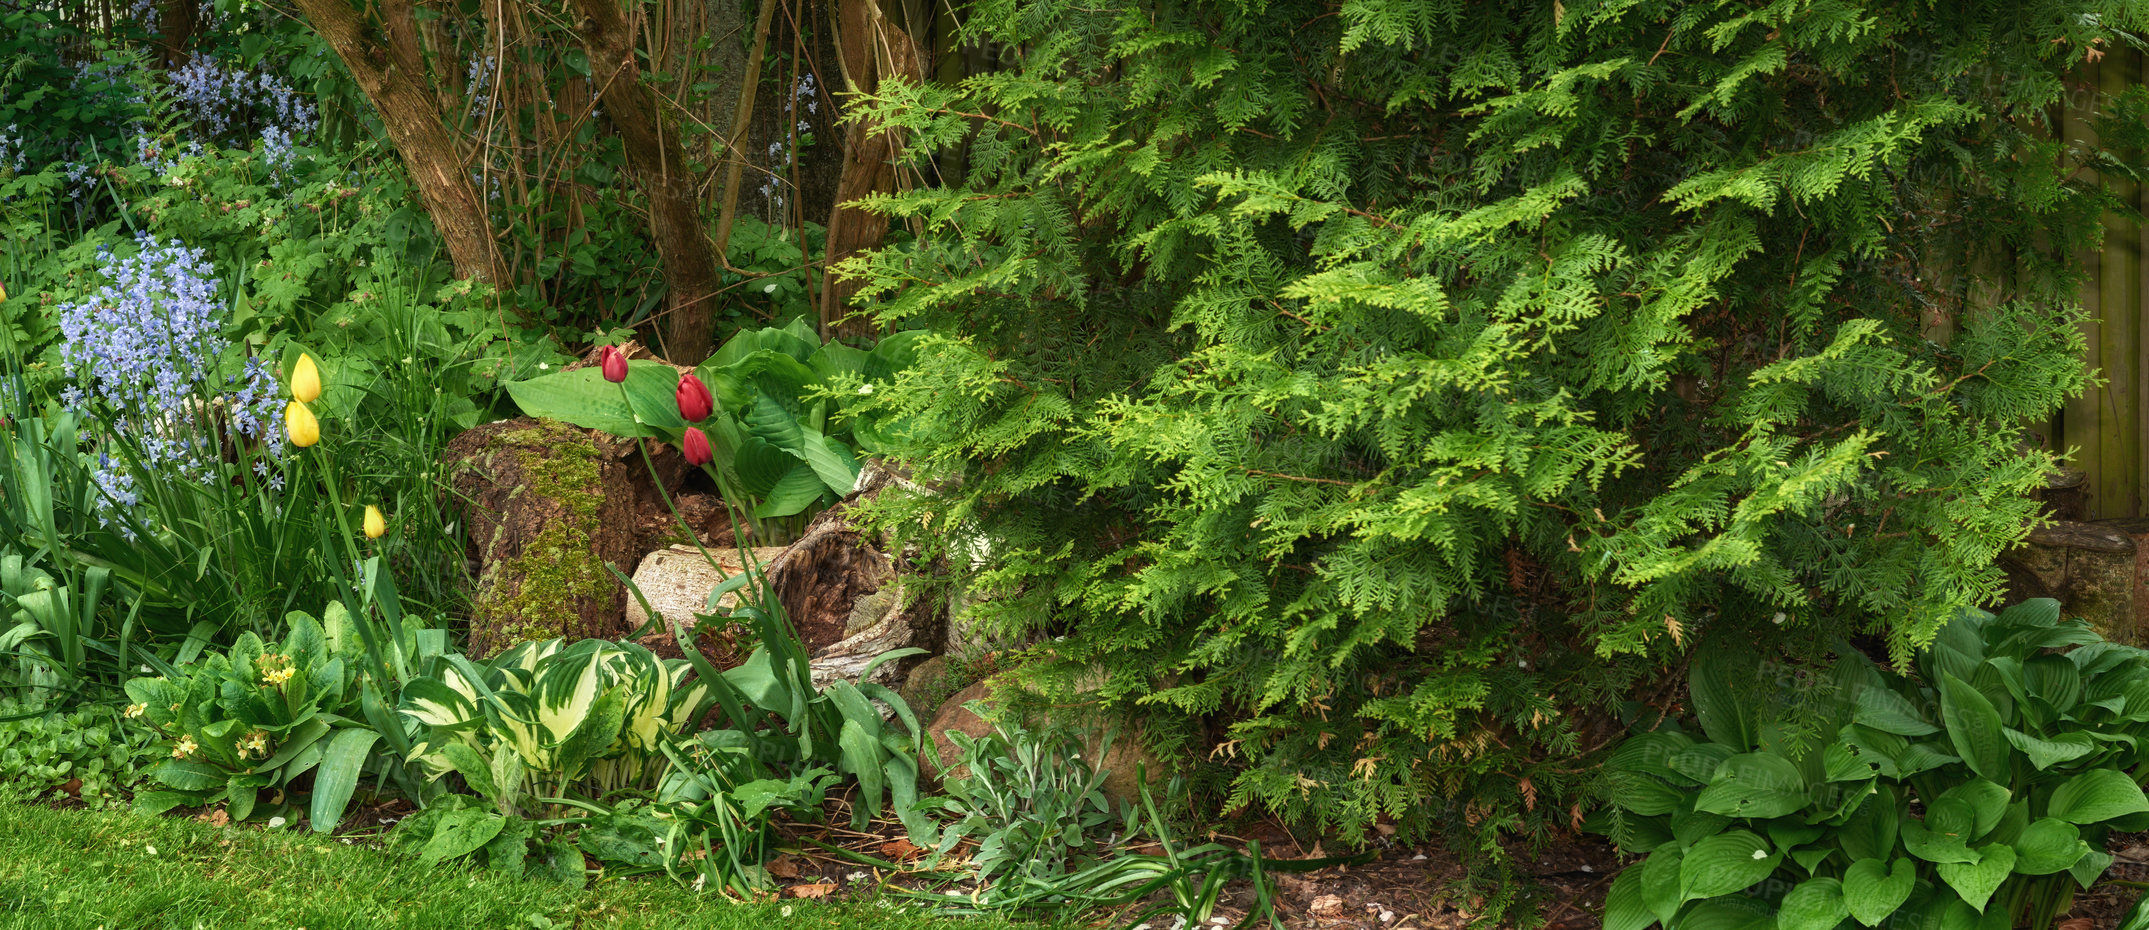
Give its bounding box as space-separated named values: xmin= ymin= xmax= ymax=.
xmin=285 ymin=401 xmax=319 ymax=448
xmin=363 ymin=505 xmax=386 ymax=539
xmin=291 ymin=354 xmax=322 ymax=404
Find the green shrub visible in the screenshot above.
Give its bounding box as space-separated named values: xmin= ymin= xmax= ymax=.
xmin=1596 ymin=600 xmax=2149 ymax=929
xmin=843 ymin=0 xmax=2138 ymax=848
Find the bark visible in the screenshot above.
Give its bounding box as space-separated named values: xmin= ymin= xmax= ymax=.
xmin=155 ymin=0 xmax=198 ymax=69
xmin=820 ymin=0 xmax=923 ymax=337
xmin=567 ymin=0 xmax=725 ymax=364
xmin=287 ymin=0 xmax=508 ymax=285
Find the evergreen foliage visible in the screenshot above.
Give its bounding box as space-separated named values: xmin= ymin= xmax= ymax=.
xmin=846 ymin=0 xmax=2142 ymax=850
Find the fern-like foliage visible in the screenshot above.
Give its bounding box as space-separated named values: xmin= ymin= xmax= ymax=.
xmin=843 ymin=0 xmax=2140 ymax=856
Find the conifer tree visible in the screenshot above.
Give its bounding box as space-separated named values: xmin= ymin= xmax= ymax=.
xmin=846 ymin=0 xmax=2145 ymax=848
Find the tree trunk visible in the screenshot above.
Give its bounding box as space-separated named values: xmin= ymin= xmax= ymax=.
xmin=287 ymin=0 xmax=508 ymax=286
xmin=820 ymin=0 xmax=922 ymax=337
xmin=568 ymin=0 xmax=725 ymax=364
xmin=155 ymin=0 xmax=198 ymax=69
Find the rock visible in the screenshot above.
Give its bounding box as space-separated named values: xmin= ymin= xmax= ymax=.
xmin=622 ymin=545 xmax=786 ymax=635
xmin=2002 ymin=519 xmax=2149 ymax=645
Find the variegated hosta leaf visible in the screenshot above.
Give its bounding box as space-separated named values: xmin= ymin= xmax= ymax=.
xmin=533 ymin=643 xmax=607 ymax=742
xmin=486 ymin=690 xmax=556 ymax=772
xmin=399 ymin=678 xmax=481 ymax=729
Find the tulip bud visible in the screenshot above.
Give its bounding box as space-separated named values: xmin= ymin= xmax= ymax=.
xmin=285 ymin=401 xmax=319 ymax=448
xmin=600 ymin=345 xmax=628 ymax=383
xmin=681 ymin=426 xmax=713 ymax=466
xmin=291 ymin=354 xmax=322 ymax=404
xmin=363 ymin=505 xmax=387 ymax=539
xmin=676 ymin=373 xmax=714 ymax=423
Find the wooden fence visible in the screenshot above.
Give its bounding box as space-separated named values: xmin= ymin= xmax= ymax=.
xmin=2061 ymin=48 xmax=2149 ymax=520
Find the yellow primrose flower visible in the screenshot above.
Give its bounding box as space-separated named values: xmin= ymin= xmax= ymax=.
xmin=173 ymin=735 xmax=198 ymax=759
xmin=124 ymin=703 xmax=146 ymax=719
xmin=285 ymin=401 xmax=319 ymax=448
xmin=238 ymin=730 xmax=271 ymax=760
xmin=363 ymin=505 xmax=386 ymax=539
xmin=291 ymin=354 xmax=322 ymax=403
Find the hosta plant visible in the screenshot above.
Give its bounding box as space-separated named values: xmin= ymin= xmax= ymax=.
xmin=396 ymin=637 xmax=714 ymax=806
xmin=122 ymin=610 xmax=380 ymax=829
xmin=506 ymin=321 xmax=921 ymax=542
xmin=1596 ymin=600 xmax=2149 ymax=930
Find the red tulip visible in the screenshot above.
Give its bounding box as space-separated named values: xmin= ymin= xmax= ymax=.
xmin=681 ymin=426 xmax=713 ymax=466
xmin=676 ymin=373 xmax=714 ymax=422
xmin=600 ymin=345 xmax=628 ymax=383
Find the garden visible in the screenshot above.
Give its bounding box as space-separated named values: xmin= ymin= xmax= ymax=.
xmin=8 ymin=0 xmax=2149 ymax=928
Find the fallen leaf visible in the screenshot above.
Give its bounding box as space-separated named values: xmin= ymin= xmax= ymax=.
xmin=195 ymin=808 xmax=230 ymax=827
xmin=788 ymin=882 xmax=837 ymax=899
xmin=765 ymin=854 xmax=803 ymax=879
xmin=2056 ymin=920 xmax=2093 ymax=930
xmin=879 ymin=839 xmax=926 ymax=861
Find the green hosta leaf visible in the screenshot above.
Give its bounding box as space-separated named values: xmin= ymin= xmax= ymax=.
xmin=798 ymin=429 xmax=861 ymax=497
xmin=619 ymin=364 xmax=685 ymax=433
xmin=1854 ymin=685 xmax=1939 ymax=736
xmin=1901 ymin=820 xmax=1977 ymax=864
xmin=1842 ymin=857 xmax=1913 ymax=927
xmin=308 ymin=728 xmax=379 ymax=834
xmin=1668 ymin=744 xmax=1734 ymax=785
xmin=1671 ymin=897 xmax=1773 ymax=930
xmin=2047 ymin=769 xmax=2149 ymax=825
xmin=506 ymin=369 xmax=650 ymax=438
xmin=1609 ymin=770 xmax=1686 ymax=816
xmin=2003 ymin=728 xmax=2096 ymax=770
xmin=754 ymin=464 xmax=827 ymax=518
xmin=1603 ymin=867 xmax=1652 ymax=930
xmin=1934 ymin=844 xmax=2014 ymax=913
xmin=807 ymin=341 xmax=869 ymax=384
xmin=2012 ymin=817 xmax=2089 ymax=875
xmin=1777 ymin=877 xmax=1847 ymax=930
xmin=1939 ymin=673 xmax=2010 ymax=780
xmin=1671 ymin=808 xmax=1731 ymax=846
xmin=1608 ymin=731 xmax=1693 ymax=780
xmin=1935 ymin=779 xmax=2009 ymax=840
xmin=1690 ymin=652 xmax=1755 ymax=752
xmin=2072 ymin=847 xmax=2114 ymax=888
xmin=1836 ymin=789 xmax=1897 ymax=863
xmin=1679 ymin=830 xmax=1777 ymax=900
xmin=1997 ymin=598 xmax=2061 ymax=628
xmin=1694 ymin=752 xmax=1807 ymax=820
xmin=1642 ymin=846 xmax=1683 ymax=924
xmin=863 ymin=330 xmax=924 ymax=383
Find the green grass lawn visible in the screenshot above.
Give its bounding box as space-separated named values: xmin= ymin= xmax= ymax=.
xmin=0 ymin=801 xmax=1028 ymax=930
